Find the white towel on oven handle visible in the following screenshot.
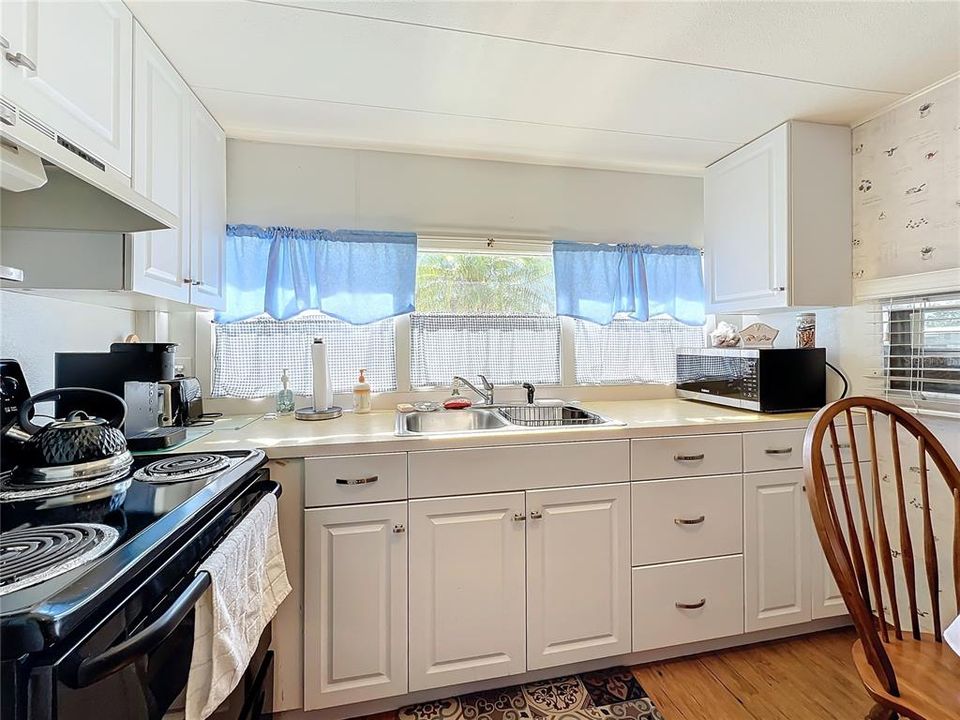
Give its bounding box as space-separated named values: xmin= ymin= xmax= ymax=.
xmin=946 ymin=614 xmax=960 ymax=657
xmin=185 ymin=493 xmax=292 ymax=720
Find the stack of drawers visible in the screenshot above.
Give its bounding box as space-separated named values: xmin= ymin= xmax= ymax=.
xmin=629 ymin=434 xmax=745 ymax=651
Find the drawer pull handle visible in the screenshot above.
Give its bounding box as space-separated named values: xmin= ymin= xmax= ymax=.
xmin=529 ymin=510 xmax=542 ymax=519
xmin=830 ymin=442 xmax=851 ymax=449
xmin=513 ymin=513 xmax=526 ymax=522
xmin=765 ymin=447 xmax=793 ymax=455
xmin=675 ymin=598 xmax=707 ymax=610
xmin=674 ymin=453 xmax=705 ymax=462
xmin=336 ymin=475 xmax=378 ymax=485
xmin=393 ymin=524 xmax=405 ymax=533
xmin=674 ymin=515 xmax=705 ymax=526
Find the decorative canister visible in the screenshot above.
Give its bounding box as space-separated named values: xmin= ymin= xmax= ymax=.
xmin=796 ymin=313 xmax=816 ymax=348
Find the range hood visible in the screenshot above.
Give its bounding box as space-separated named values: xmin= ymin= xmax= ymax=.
xmin=0 ymin=99 xmax=176 ymax=234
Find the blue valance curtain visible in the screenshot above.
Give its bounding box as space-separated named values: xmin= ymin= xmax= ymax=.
xmin=216 ymin=225 xmax=418 ymax=324
xmin=553 ymin=242 xmax=705 ymax=326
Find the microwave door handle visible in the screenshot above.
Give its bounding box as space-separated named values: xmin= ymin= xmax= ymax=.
xmin=74 ymin=570 xmax=211 ymax=687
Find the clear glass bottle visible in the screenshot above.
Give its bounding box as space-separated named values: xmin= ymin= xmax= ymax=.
xmin=276 ymin=369 xmax=295 ymax=414
xmin=796 ymin=313 xmax=816 ymax=349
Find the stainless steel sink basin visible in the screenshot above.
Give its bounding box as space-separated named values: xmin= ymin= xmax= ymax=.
xmin=399 ymin=407 xmax=511 ymax=435
xmin=396 ymin=403 xmax=623 ymax=436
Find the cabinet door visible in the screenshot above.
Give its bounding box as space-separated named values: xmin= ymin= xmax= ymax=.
xmin=705 ymin=123 xmax=788 ymax=312
xmin=128 ymin=23 xmax=190 ymax=303
xmin=303 ymin=502 xmax=407 ymax=710
xmin=811 ymin=464 xmax=874 ymax=619
xmin=4 ymin=0 xmax=133 ymax=176
xmin=408 ymin=492 xmax=526 ymax=691
xmin=743 ymin=469 xmax=811 ymax=631
xmin=525 ymin=483 xmax=631 ymax=670
xmin=187 ymin=98 xmax=226 ymax=310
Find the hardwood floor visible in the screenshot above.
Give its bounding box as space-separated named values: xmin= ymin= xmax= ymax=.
xmin=631 ymin=628 xmax=874 ymax=720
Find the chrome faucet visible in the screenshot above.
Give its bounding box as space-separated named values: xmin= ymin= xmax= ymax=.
xmin=452 ymin=375 xmax=495 ymax=405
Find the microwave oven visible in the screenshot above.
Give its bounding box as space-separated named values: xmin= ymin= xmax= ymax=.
xmin=676 ymin=347 xmax=826 ymax=413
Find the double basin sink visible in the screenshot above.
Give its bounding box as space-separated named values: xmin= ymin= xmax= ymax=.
xmin=396 ymin=403 xmax=623 ymax=436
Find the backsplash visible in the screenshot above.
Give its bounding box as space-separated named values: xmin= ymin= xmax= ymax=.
xmin=0 ymin=291 xmax=136 ymax=392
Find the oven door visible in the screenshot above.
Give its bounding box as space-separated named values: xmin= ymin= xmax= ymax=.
xmin=51 ymin=478 xmax=280 ymax=720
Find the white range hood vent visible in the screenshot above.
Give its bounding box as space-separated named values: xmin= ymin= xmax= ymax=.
xmin=0 ymin=98 xmax=176 ymax=233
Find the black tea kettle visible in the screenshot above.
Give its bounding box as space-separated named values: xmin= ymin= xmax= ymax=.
xmin=15 ymin=388 xmax=131 ymax=483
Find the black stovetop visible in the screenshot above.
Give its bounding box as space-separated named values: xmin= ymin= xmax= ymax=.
xmin=0 ymin=448 xmax=267 ymax=656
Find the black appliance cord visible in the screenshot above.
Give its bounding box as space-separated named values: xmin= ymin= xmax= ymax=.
xmin=826 ymin=361 xmax=849 ymax=399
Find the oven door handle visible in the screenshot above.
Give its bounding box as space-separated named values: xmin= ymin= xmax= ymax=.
xmin=73 ymin=478 xmax=282 ymax=687
xmin=75 ymin=570 xmax=212 ymax=687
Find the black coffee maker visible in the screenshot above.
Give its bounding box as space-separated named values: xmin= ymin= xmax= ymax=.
xmin=1 ymin=359 xmax=33 ymax=473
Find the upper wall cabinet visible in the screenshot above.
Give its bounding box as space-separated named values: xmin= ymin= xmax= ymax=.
xmin=129 ymin=23 xmax=191 ymax=303
xmin=704 ymin=121 xmax=852 ymax=313
xmin=128 ymin=24 xmax=226 ymax=309
xmin=1 ymin=0 xmax=133 ymax=177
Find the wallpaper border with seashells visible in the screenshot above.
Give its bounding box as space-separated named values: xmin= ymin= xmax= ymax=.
xmin=852 ymin=77 xmax=960 ymax=285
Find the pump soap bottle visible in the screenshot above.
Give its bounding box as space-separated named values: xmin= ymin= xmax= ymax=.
xmin=353 ymin=369 xmax=371 ymax=414
xmin=277 ymin=369 xmax=295 ymax=414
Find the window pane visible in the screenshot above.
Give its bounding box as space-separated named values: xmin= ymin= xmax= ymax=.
xmin=213 ymin=315 xmax=396 ymax=398
xmin=574 ymin=317 xmax=704 ymax=385
xmin=885 ymin=301 xmax=960 ymax=399
xmin=416 ymin=252 xmax=555 ymax=314
xmin=410 ymin=313 xmax=561 ymax=387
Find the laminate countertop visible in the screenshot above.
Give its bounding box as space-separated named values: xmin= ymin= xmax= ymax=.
xmin=177 ymin=399 xmax=819 ymax=459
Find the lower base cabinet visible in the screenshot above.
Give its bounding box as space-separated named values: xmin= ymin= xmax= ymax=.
xmin=632 ymin=555 xmax=744 ymax=651
xmin=408 ymin=492 xmax=527 ymax=691
xmin=526 ymin=483 xmax=631 ymax=669
xmin=303 ymin=502 xmax=408 ymax=710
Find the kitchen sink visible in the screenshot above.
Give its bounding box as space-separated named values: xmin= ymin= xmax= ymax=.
xmin=396 ymin=403 xmax=622 ymax=436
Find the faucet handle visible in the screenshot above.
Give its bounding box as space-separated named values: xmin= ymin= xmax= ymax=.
xmin=522 ymin=382 xmax=536 ymax=405
xmin=478 ymin=374 xmax=494 ymax=391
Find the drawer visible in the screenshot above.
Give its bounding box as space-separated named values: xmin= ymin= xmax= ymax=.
xmin=632 ymin=555 xmax=744 ymax=652
xmin=304 ymin=453 xmax=407 ymax=507
xmin=743 ymin=429 xmax=805 ymax=472
xmin=631 ymin=475 xmax=742 ymax=566
xmin=408 ymin=440 xmax=629 ymax=498
xmin=821 ymin=422 xmax=870 ymax=466
xmin=631 ymin=434 xmax=741 ymax=480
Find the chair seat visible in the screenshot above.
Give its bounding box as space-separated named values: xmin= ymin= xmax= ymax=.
xmin=852 ymin=635 xmax=960 ymax=720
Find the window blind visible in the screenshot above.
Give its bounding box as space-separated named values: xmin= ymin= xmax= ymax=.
xmin=870 ymin=292 xmax=960 ymax=416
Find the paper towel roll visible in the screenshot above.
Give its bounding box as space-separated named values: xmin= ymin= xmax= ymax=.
xmin=311 ymin=338 xmax=333 ymax=410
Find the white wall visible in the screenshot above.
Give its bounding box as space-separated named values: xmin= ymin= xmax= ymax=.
xmin=0 ymin=291 xmax=137 ymax=392
xmin=227 ymin=140 xmax=703 ymax=245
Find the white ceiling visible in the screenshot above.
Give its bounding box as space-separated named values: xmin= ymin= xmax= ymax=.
xmin=128 ymin=0 xmax=960 ymax=174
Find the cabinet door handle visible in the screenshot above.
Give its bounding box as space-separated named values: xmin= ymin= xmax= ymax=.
xmin=771 ymin=286 xmax=785 ymax=292
xmin=191 ymin=280 xmax=201 ymax=286
xmin=392 ymin=524 xmax=405 ymax=533
xmin=674 ymin=453 xmax=705 ymax=462
xmin=674 ymin=515 xmax=705 ymax=526
xmin=513 ymin=513 xmax=526 ymax=522
xmin=336 ymin=475 xmax=378 ymax=485
xmin=765 ymin=447 xmax=793 ymax=455
xmin=5 ymin=51 xmax=36 ymax=71
xmin=675 ymin=598 xmax=707 ymax=610
xmin=183 ymin=277 xmax=193 ymax=284
xmin=529 ymin=510 xmax=542 ymax=519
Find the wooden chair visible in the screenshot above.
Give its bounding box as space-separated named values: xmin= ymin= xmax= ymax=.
xmin=804 ymin=397 xmax=960 ymax=720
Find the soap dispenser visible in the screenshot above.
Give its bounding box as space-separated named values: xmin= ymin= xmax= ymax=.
xmin=353 ymin=368 xmax=371 ymax=414
xmin=277 ymin=369 xmax=295 ymax=414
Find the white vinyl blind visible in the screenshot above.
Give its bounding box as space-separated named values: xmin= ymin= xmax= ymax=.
xmin=870 ymin=292 xmax=960 ymax=416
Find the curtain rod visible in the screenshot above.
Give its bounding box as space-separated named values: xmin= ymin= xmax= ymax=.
xmin=416 ymin=233 xmax=704 ymax=254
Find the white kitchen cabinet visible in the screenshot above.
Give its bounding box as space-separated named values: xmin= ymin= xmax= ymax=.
xmin=743 ymin=468 xmax=811 ymax=631
xmin=704 ymin=120 xmax=851 ymax=313
xmin=187 ymin=96 xmax=226 ymax=309
xmin=408 ymin=492 xmax=526 ymax=691
xmin=525 ymin=483 xmax=631 ymax=670
xmin=303 ymin=502 xmax=408 ymax=710
xmin=129 ymin=23 xmax=190 ymax=303
xmin=128 ymin=23 xmax=225 ymax=308
xmin=810 ymin=465 xmax=874 ymax=620
xmin=2 ymin=0 xmax=133 ymax=176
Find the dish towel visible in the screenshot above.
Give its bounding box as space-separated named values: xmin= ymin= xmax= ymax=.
xmin=946 ymin=614 xmax=960 ymax=657
xmin=185 ymin=493 xmax=292 ymax=720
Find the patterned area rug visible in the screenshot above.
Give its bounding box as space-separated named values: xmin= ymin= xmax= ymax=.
xmin=397 ymin=667 xmax=665 ymax=720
